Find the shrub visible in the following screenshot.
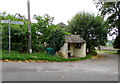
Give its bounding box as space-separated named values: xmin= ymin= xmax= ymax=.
xmin=113 ymin=36 xmax=120 ymax=54
xmin=47 ymin=28 xmax=65 ymax=53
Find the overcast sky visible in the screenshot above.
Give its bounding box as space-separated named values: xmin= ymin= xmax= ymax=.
xmin=0 ymin=0 xmax=98 ymax=24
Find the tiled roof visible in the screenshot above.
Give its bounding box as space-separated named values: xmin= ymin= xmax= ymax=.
xmin=58 ymin=22 xmax=66 ymax=27
xmin=65 ymin=35 xmax=86 ymax=43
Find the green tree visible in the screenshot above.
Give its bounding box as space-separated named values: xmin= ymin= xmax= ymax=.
xmin=68 ymin=12 xmax=108 ymax=54
xmin=32 ymin=14 xmax=66 ymax=53
xmin=31 ymin=14 xmax=55 ymax=52
xmin=1 ymin=12 xmax=66 ymax=53
xmin=1 ymin=12 xmax=28 ymax=52
xmin=94 ymin=1 xmax=120 ymax=50
xmin=32 ymin=14 xmax=54 ymax=43
xmin=46 ymin=26 xmax=65 ymax=52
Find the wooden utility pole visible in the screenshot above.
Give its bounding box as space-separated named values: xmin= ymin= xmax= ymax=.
xmin=8 ymin=19 xmax=11 ymax=54
xmin=27 ymin=0 xmax=32 ymax=53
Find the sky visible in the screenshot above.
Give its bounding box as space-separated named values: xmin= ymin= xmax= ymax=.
xmin=0 ymin=0 xmax=116 ymax=40
xmin=0 ymin=0 xmax=98 ymax=24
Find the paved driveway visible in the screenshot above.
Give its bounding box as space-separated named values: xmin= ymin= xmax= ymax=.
xmin=1 ymin=53 xmax=119 ymax=81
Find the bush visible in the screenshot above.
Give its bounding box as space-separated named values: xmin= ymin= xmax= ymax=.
xmin=117 ymin=50 xmax=120 ymax=54
xmin=47 ymin=28 xmax=65 ymax=52
xmin=113 ymin=36 xmax=120 ymax=49
xmin=2 ymin=28 xmax=28 ymax=52
xmin=32 ymin=43 xmax=45 ymax=52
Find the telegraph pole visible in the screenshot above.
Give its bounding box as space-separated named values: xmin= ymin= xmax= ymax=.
xmin=27 ymin=0 xmax=32 ymax=53
xmin=8 ymin=19 xmax=11 ymax=54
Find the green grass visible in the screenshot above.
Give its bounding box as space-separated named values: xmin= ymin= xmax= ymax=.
xmin=1 ymin=50 xmax=92 ymax=62
xmin=96 ymin=50 xmax=118 ymax=54
xmin=110 ymin=49 xmax=119 ymax=51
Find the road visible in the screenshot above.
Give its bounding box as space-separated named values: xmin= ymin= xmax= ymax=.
xmin=1 ymin=53 xmax=119 ymax=81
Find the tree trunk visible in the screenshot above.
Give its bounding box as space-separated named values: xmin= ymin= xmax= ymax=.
xmin=118 ymin=16 xmax=120 ymax=37
xmin=87 ymin=46 xmax=92 ymax=54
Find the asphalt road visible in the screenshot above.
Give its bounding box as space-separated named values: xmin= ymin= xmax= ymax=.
xmin=1 ymin=53 xmax=119 ymax=81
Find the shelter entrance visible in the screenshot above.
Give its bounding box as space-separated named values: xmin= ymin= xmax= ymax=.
xmin=68 ymin=43 xmax=77 ymax=58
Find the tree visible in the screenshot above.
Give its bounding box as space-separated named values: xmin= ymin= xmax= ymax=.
xmin=46 ymin=26 xmax=65 ymax=52
xmin=94 ymin=1 xmax=120 ymax=50
xmin=32 ymin=15 xmax=66 ymax=53
xmin=32 ymin=14 xmax=54 ymax=43
xmin=0 ymin=12 xmax=28 ymax=52
xmin=1 ymin=12 xmax=65 ymax=53
xmin=31 ymin=14 xmax=55 ymax=52
xmin=67 ymin=12 xmax=108 ymax=54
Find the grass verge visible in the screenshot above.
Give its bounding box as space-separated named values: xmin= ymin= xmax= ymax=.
xmin=96 ymin=50 xmax=118 ymax=54
xmin=1 ymin=50 xmax=92 ymax=62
